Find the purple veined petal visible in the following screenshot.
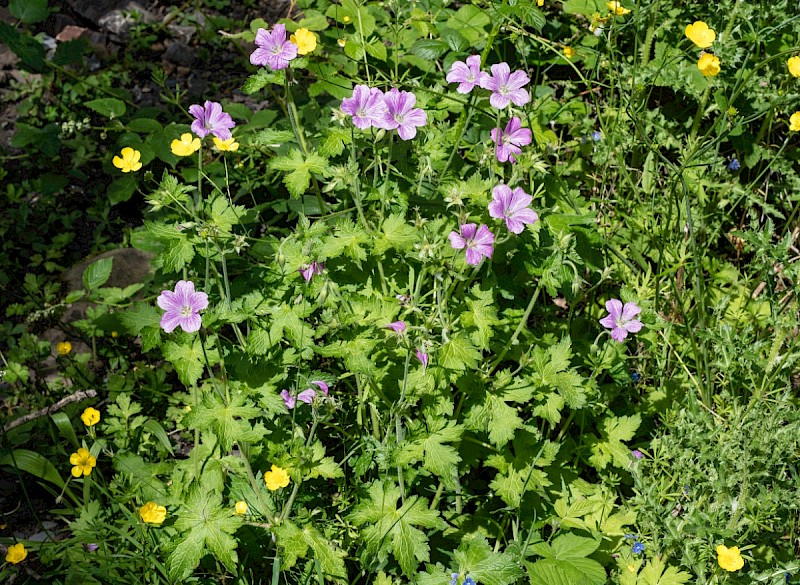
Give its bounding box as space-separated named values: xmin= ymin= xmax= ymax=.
xmin=509 ymin=127 xmax=532 ymax=147
xmin=156 ymin=290 xmax=180 ymax=311
xmin=460 ymin=223 xmax=477 ymax=240
xmin=599 ymin=314 xmax=617 ymax=329
xmin=250 ymin=47 xmax=273 ymax=66
xmin=386 ymin=321 xmax=406 ymax=333
xmin=191 ymin=291 xmax=209 ymax=312
xmin=474 ymin=224 xmax=495 ymax=246
xmin=446 ymin=61 xmax=470 ymax=84
xmin=513 ymin=207 xmax=539 ymax=226
xmin=179 ymin=313 xmax=202 ymax=333
xmin=605 ymin=299 xmax=624 ymax=320
xmin=505 ymin=217 xmax=526 ymax=234
xmin=280 ymin=390 xmax=296 ymax=409
xmin=465 ymin=54 xmax=482 ymax=70
xmin=416 ymin=349 xmax=429 ymax=369
xmin=508 ymin=89 xmax=531 ymax=107
xmin=496 ymin=144 xmax=514 ymax=162
xmin=611 ymin=327 xmax=628 ymax=342
xmin=489 ymin=62 xmax=511 ymax=85
xmin=272 ymin=23 xmax=288 ymax=43
xmin=297 ymin=389 xmax=316 ymax=403
xmin=505 ymin=117 xmax=522 ymax=134
xmin=448 ymin=231 xmax=466 ymax=249
xmin=620 ymin=302 xmax=642 ymax=321
xmin=624 ymin=320 xmax=643 ymax=333
xmin=488 ymin=200 xmax=505 ymax=220
xmin=465 ymin=248 xmax=483 ymax=265
xmin=507 ymin=70 xmax=531 ymax=90
xmin=397 ymin=123 xmax=417 ymax=140
xmin=490 ymin=93 xmax=512 ymax=109
xmin=403 ymin=108 xmax=427 ymax=127
xmin=310 ymin=380 xmax=329 ymax=395
xmin=490 ymin=127 xmax=501 ymax=143
xmin=160 ymin=313 xmax=183 ymax=333
xmin=509 ymin=189 xmax=533 ymax=212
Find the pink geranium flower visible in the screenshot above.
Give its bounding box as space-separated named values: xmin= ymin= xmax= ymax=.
xmin=189 ymin=101 xmax=235 ymax=141
xmin=446 ymin=55 xmax=489 ymax=94
xmin=156 ymin=280 xmax=209 ymax=333
xmin=281 ymin=380 xmax=329 ymax=409
xmin=599 ymin=299 xmax=643 ymax=342
xmin=480 ymin=63 xmax=530 ymax=109
xmin=491 ymin=117 xmax=532 ymax=163
xmin=381 ymin=88 xmax=427 ymax=140
xmin=250 ymin=24 xmax=298 ymax=70
xmin=416 ymin=349 xmax=429 ymax=371
xmin=299 ymin=260 xmax=324 ymax=283
xmin=340 ymin=85 xmax=388 ymax=130
xmin=385 ymin=321 xmax=406 ymax=334
xmin=448 ymin=223 xmax=495 ymax=265
xmin=488 ymin=185 xmax=538 ymax=234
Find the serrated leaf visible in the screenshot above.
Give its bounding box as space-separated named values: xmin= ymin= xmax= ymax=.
xmin=121 ymin=302 xmax=162 ymax=335
xmin=455 ymin=534 xmax=524 ymax=585
xmin=82 ymin=257 xmax=113 ymax=290
xmin=410 ymin=39 xmax=449 ymax=60
xmin=85 ymin=98 xmax=126 ymax=119
xmin=162 ymin=338 xmax=219 ymax=387
xmin=9 ymin=0 xmax=48 ymax=24
xmin=242 ymin=68 xmax=285 ymax=94
xmin=439 ymin=333 xmax=481 ymax=372
xmin=375 ymin=213 xmax=418 ymax=254
xmin=637 ymin=556 xmax=692 ymax=585
xmin=183 ymin=392 xmax=264 ymax=452
xmin=268 ymin=148 xmax=330 ymax=198
xmin=588 ymin=414 xmax=641 ymax=470
xmin=161 ymin=237 xmax=195 ymax=273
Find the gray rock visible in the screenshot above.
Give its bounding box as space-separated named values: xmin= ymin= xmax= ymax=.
xmin=97 ymin=1 xmax=154 ymax=39
xmin=164 ymin=41 xmax=196 ymax=67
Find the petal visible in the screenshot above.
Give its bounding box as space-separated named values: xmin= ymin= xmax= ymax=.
xmin=191 ymin=291 xmax=209 ymax=311
xmin=624 ymin=319 xmax=643 ymax=333
xmin=505 ymin=117 xmax=522 ymax=133
xmin=509 ymin=188 xmax=533 ymax=212
xmin=513 ymin=208 xmax=539 ymax=226
xmin=490 ymin=127 xmax=502 ymax=143
xmin=160 ymin=313 xmax=182 ymax=333
xmin=404 ymin=108 xmax=427 ymax=126
xmin=446 ymin=61 xmax=469 ymax=83
xmin=507 ymin=70 xmax=531 ymax=90
xmin=488 ymin=199 xmax=504 ymax=219
xmin=509 ymin=89 xmax=531 ymax=106
xmin=250 ymin=47 xmax=271 ymax=66
xmin=605 ymin=299 xmax=623 ymax=319
xmin=495 ymin=144 xmax=511 ymax=162
xmin=599 ymin=314 xmax=616 ymax=329
xmin=474 ymin=224 xmax=495 ymax=246
xmin=174 ymin=280 xmax=196 ymax=297
xmin=465 ymin=248 xmax=482 ymax=265
xmin=297 ymin=389 xmax=316 ymax=403
xmin=396 ymin=123 xmax=417 ymax=140
xmin=311 ymin=380 xmax=329 ymax=394
xmin=621 ymin=302 xmax=642 ymax=321
xmin=448 ymin=231 xmax=466 ymax=249
xmin=505 ymin=218 xmax=525 ymax=234
xmin=611 ymin=327 xmax=628 ymax=342
xmin=490 ymin=62 xmax=510 ymax=85
xmin=509 ymin=127 xmax=532 ymax=146
xmin=280 ymin=390 xmax=296 ymax=409
xmin=490 ymin=93 xmax=511 ymax=109
xmin=492 ymin=184 xmax=513 ymax=207
xmin=179 ymin=314 xmax=202 ymax=333
xmin=460 ymin=223 xmax=477 ymax=240
xmin=456 ymin=81 xmax=476 ymax=94
xmin=157 ymin=291 xmax=179 ymax=311
xmin=465 ymin=54 xmax=482 ymax=70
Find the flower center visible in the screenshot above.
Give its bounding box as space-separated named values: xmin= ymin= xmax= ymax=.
xmin=466 ymin=72 xmax=475 ymax=82
xmin=180 ymin=305 xmax=193 ymax=317
xmin=499 ymin=84 xmax=510 ymax=95
xmin=394 ymin=113 xmax=405 ymax=124
xmin=271 ymin=45 xmax=283 ymax=55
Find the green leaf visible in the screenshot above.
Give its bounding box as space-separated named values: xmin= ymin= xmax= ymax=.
xmin=527 ymin=533 xmax=605 ymax=585
xmin=349 ymin=481 xmax=445 ymax=575
xmin=446 ymin=5 xmax=490 ymax=45
xmin=562 ymin=0 xmax=607 ymax=16
xmin=183 ymin=392 xmax=264 ymax=452
xmin=439 ymin=333 xmax=481 ymax=372
xmin=462 ymin=285 xmax=501 ymax=349
xmin=0 ymin=449 xmax=66 ymax=488
xmin=127 ymin=118 xmax=163 ymax=133
xmin=169 ymin=486 xmax=243 ymax=581
xmin=50 ymin=412 xmax=79 ymax=450
xmin=0 ymin=21 xmax=45 ymax=72
xmin=120 ymin=302 xmax=162 ymax=335
xmin=397 ymin=419 xmax=463 ymax=487
xmin=108 ymin=174 xmax=137 ymax=205
xmin=588 ymin=414 xmax=641 ymax=470
xmin=11 ymin=121 xmax=59 ymax=156
xmin=242 ymin=68 xmax=285 ymax=94
xmin=82 ymin=257 xmax=113 ymax=290
xmin=635 ymin=556 xmax=692 ymax=585
xmin=454 ymin=533 xmax=524 ymax=585
xmin=162 ymin=338 xmax=219 ymax=387
xmin=274 ymin=520 xmax=347 ymax=581
xmin=411 ymin=39 xmax=448 ymax=61
xmin=269 ymin=149 xmax=330 ymax=198
xmin=85 ymin=98 xmax=127 ymax=119
xmin=160 ymin=237 xmax=195 ymax=273
xmin=375 ymin=213 xmax=418 ymax=254
xmin=9 ymin=0 xmax=49 ymax=24
xmin=320 ymin=218 xmax=370 ymax=263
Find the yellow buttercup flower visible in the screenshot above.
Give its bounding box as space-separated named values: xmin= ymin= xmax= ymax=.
xmin=789 ymin=112 xmax=800 ymax=131
xmin=112 ymin=147 xmax=142 ymax=173
xmin=170 ymin=133 xmax=201 ymax=157
xmin=81 ymin=407 xmax=100 ymax=427
xmin=716 ymin=544 xmax=745 ymax=572
xmin=606 ymin=1 xmax=630 ymax=15
xmin=698 ymin=53 xmax=720 ymax=77
xmin=789 ymin=56 xmax=800 ymax=78
xmin=563 ymin=46 xmax=575 ymax=59
xmin=5 ymin=543 xmax=27 ymax=564
xmin=69 ymin=447 xmax=96 ymax=478
xmin=343 ymin=15 xmax=351 ymax=23
xmin=234 ymin=501 xmax=248 ymax=515
xmin=685 ymin=21 xmax=715 ymax=49
xmin=213 ymin=137 xmax=239 ymax=152
xmin=264 ymin=464 xmax=290 ymax=490
xmin=139 ymin=502 xmax=167 ymax=524
xmin=290 ymin=28 xmax=317 ymax=55
xmin=537 ymin=0 xmax=544 ymax=5
xmin=337 ymin=38 xmax=347 ymax=48
xmin=56 ymin=341 xmax=72 ymax=355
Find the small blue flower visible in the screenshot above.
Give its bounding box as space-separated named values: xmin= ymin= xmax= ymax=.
xmin=464 ymin=577 xmax=477 ymax=585
xmin=727 ymin=158 xmax=740 ymax=171
xmin=632 ymin=542 xmax=645 ymax=555
xmin=624 ymin=533 xmax=638 ymax=540
xmin=631 ymin=372 xmax=641 ymax=382
xmin=591 ymin=131 xmax=602 ymax=142
xmin=450 ymin=573 xmax=459 ymax=585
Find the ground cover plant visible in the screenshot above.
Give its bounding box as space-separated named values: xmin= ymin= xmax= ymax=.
xmin=2 ymin=0 xmax=800 ymax=583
